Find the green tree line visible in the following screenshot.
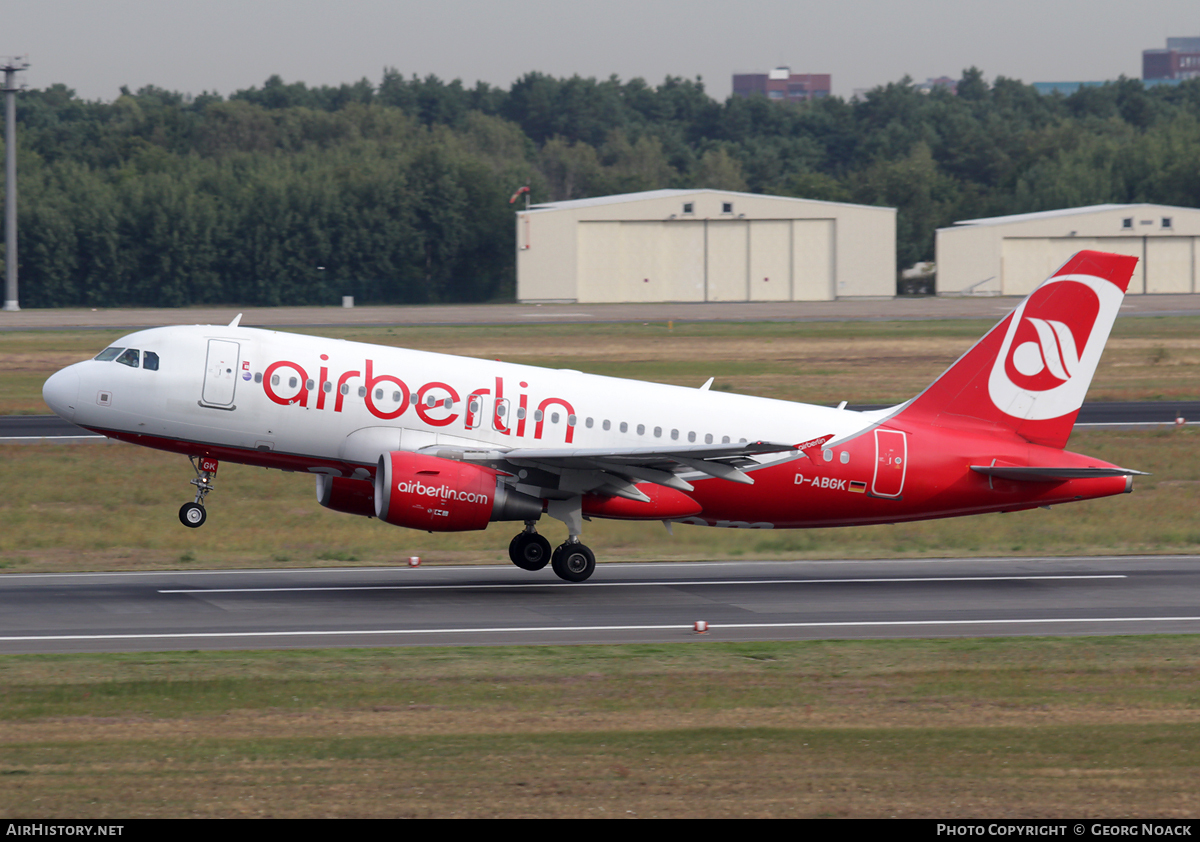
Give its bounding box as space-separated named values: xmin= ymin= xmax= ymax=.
xmin=4 ymin=68 xmax=1200 ymax=307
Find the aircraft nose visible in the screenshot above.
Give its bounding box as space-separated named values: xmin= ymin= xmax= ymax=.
xmin=43 ymin=366 xmax=80 ymax=421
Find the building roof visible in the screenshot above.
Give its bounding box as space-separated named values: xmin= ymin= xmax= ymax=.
xmin=525 ymin=188 xmax=891 ymax=214
xmin=943 ymin=203 xmax=1199 ymax=230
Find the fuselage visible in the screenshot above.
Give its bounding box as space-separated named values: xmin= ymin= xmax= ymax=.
xmin=42 ymin=322 xmax=1131 ymax=530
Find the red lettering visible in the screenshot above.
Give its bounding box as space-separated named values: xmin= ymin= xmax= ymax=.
xmin=516 ymin=393 xmax=530 ymax=438
xmin=465 ymin=388 xmax=489 ymax=430
xmin=416 ymin=381 xmax=461 ymax=427
xmin=364 ymin=359 xmax=409 ymax=420
xmin=263 ymin=360 xmax=309 ymax=407
xmin=334 ymin=368 xmax=361 ymax=413
xmin=316 ymin=364 xmax=329 ymax=410
xmin=493 ymin=376 xmax=510 ymax=434
xmin=534 ymin=397 xmax=576 ymax=443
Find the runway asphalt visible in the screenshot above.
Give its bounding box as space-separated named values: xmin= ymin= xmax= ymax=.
xmin=2 ymin=556 xmax=1198 ymax=654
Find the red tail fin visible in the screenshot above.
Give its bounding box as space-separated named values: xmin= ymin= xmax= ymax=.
xmin=896 ymin=250 xmax=1137 ymax=449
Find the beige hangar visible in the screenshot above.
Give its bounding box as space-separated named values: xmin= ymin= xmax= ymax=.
xmin=936 ymin=204 xmax=1200 ymax=296
xmin=515 ymin=189 xmax=896 ymax=303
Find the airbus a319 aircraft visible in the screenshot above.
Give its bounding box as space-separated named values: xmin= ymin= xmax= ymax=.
xmin=42 ymin=250 xmax=1145 ymax=582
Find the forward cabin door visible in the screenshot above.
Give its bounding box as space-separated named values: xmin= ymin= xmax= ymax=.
xmin=202 ymin=339 xmax=241 ymax=407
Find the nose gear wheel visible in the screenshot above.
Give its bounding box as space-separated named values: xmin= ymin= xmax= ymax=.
xmin=179 ymin=502 xmax=206 ymax=528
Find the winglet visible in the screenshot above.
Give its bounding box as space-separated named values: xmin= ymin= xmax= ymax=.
xmin=795 ymin=434 xmax=834 ymax=462
xmin=699 ymin=377 xmax=714 ymax=391
xmin=228 ymin=313 xmax=243 ymax=328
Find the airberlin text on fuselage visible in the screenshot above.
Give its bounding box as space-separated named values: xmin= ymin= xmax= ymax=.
xmin=260 ymin=356 xmax=577 ymax=442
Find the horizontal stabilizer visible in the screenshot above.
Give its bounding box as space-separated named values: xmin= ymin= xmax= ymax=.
xmin=970 ymin=465 xmax=1149 ymax=482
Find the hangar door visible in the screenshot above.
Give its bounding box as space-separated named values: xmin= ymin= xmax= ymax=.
xmin=710 ymin=218 xmax=835 ymax=301
xmin=1001 ymin=237 xmax=1145 ymax=295
xmin=577 ymin=218 xmax=835 ymax=303
xmin=791 ymin=219 xmax=835 ymax=301
xmin=1145 ymin=237 xmax=1196 ymax=293
xmin=577 ymin=221 xmax=705 ymax=302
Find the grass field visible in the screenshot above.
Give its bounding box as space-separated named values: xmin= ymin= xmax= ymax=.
xmin=2 ymin=317 xmax=1198 ymax=817
xmin=1 ymin=638 xmax=1197 ymax=818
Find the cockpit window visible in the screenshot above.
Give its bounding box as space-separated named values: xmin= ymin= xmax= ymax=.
xmin=143 ymin=351 xmax=159 ymax=371
xmin=115 ymin=349 xmax=140 ymax=368
xmin=94 ymin=347 xmax=125 ymax=362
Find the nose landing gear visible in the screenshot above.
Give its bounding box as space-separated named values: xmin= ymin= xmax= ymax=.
xmin=179 ymin=456 xmax=218 ymax=529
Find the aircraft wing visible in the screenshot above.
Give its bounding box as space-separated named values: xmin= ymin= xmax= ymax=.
xmin=420 ymin=440 xmax=799 ymax=499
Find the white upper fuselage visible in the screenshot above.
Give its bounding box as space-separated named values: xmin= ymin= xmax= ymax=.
xmin=44 ymin=324 xmax=885 ymax=477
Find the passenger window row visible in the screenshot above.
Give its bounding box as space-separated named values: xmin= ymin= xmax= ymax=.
xmin=582 ymin=416 xmax=744 ymax=445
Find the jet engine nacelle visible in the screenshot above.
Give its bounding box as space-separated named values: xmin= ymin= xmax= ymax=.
xmin=374 ymin=451 xmax=543 ymax=532
xmin=315 ymin=475 xmax=376 ymax=518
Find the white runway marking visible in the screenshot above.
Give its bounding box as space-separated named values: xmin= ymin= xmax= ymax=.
xmin=2 ymin=615 xmax=1198 ymax=644
xmin=158 ymin=574 xmax=1127 ymax=595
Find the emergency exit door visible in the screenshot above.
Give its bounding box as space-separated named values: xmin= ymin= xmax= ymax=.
xmin=871 ymin=428 xmax=907 ymax=498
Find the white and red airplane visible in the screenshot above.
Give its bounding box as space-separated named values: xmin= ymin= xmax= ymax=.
xmin=42 ymin=250 xmax=1145 ymax=582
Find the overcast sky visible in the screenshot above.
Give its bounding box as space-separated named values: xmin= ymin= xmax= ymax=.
xmin=5 ymin=0 xmax=1198 ymax=103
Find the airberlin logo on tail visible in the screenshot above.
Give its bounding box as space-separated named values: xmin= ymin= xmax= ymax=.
xmin=988 ymin=274 xmax=1121 ymax=421
xmin=1009 ymin=317 xmax=1084 ymax=386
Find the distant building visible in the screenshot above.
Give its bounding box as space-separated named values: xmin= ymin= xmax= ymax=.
xmin=853 ymin=77 xmax=955 ymax=100
xmin=1143 ymin=36 xmax=1200 ymax=81
xmin=732 ymin=67 xmax=830 ymax=102
xmin=516 ymin=189 xmax=895 ymax=303
xmin=1032 ymin=81 xmax=1109 ymax=96
xmin=915 ymin=76 xmax=957 ymax=95
xmin=936 ymin=204 xmax=1200 ymax=296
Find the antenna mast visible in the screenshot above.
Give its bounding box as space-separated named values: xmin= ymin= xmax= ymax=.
xmin=2 ymin=56 xmax=30 ymax=312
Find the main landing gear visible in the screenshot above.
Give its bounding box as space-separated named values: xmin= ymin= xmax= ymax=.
xmin=509 ymin=522 xmax=552 ymax=571
xmin=508 ymin=518 xmax=597 ymax=583
xmin=550 ymin=541 xmax=595 ymax=583
xmin=179 ymin=456 xmax=217 ymax=529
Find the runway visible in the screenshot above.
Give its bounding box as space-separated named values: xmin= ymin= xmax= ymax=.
xmin=2 ymin=555 xmax=1198 ymax=654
